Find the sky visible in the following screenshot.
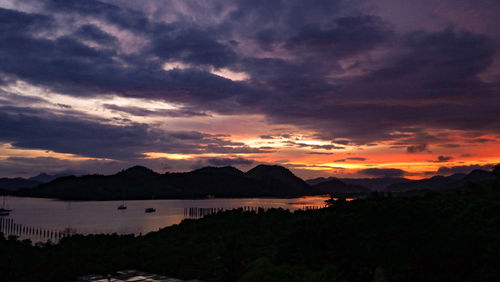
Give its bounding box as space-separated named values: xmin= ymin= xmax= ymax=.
xmin=0 ymin=0 xmax=499 ymax=179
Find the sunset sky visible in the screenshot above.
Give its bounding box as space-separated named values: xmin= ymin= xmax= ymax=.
xmin=0 ymin=0 xmax=499 ymax=179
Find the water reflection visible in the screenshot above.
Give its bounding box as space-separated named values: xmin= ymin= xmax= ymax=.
xmin=0 ymin=196 xmax=330 ymax=242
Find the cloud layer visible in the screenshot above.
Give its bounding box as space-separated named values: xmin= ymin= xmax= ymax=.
xmin=0 ymin=0 xmax=499 ymax=177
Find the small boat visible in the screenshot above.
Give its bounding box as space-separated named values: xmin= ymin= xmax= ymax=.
xmin=145 ymin=208 xmax=156 ymax=213
xmin=117 ymin=189 xmax=127 ymax=210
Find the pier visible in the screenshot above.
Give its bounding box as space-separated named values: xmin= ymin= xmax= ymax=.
xmin=0 ymin=216 xmax=68 ymax=243
xmin=183 ymin=205 xmax=326 ymax=219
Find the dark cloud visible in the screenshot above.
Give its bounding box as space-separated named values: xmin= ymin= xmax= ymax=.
xmin=260 ymin=135 xmax=275 ymax=139
xmin=334 ymin=157 xmax=367 ymax=163
xmin=346 ymin=157 xmax=366 ymax=161
xmin=0 ymin=7 xmax=53 ymax=35
xmin=44 ymin=0 xmax=151 ymax=32
xmin=0 ymin=91 xmax=49 ymax=106
xmin=104 ymin=104 xmax=209 ymax=117
xmin=72 ymin=24 xmax=118 ymax=45
xmin=252 ymin=27 xmax=499 ymax=144
xmin=0 ymin=106 xmax=269 ymax=159
xmin=465 ymin=138 xmax=495 ymax=143
xmin=150 ymin=26 xmax=238 ymax=68
xmin=0 ymin=5 xmax=257 ymax=112
xmin=434 ymin=155 xmax=453 ymax=162
xmin=285 ymin=15 xmax=392 ymax=60
xmin=206 ymin=157 xmax=254 ymax=167
xmin=333 ymin=139 xmax=350 ymax=145
xmin=438 ymin=144 xmax=461 ymax=148
xmin=0 ymin=0 xmax=500 ymax=178
xmin=1 ymin=2 xmax=498 ymax=147
xmin=56 ymin=104 xmax=72 ymax=109
xmin=359 ymin=168 xmax=407 ymax=177
xmin=407 ymin=144 xmax=428 ymax=153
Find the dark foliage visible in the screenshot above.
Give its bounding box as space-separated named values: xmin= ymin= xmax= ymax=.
xmin=2 ymin=171 xmax=500 ymax=281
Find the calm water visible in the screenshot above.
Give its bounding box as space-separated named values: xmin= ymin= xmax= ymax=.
xmin=1 ymin=196 xmax=329 ymax=241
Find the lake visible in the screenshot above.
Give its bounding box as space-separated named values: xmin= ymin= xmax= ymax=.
xmin=0 ymin=195 xmax=330 ymax=242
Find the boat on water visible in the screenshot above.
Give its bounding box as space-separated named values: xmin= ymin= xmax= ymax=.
xmin=117 ymin=189 xmax=127 ymax=210
xmin=145 ymin=208 xmax=156 ymax=213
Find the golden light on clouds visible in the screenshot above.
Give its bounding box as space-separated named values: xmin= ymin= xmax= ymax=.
xmin=162 ymin=61 xmax=250 ymax=81
xmin=1 ymin=80 xmax=499 ymax=179
xmin=0 ymin=143 xmax=102 ymax=161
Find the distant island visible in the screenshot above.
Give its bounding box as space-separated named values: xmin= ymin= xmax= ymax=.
xmin=0 ymin=165 xmax=494 ymax=200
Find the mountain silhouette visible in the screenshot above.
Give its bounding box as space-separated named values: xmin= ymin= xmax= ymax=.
xmin=340 ymin=177 xmax=411 ymax=191
xmin=29 ymin=172 xmax=73 ymax=183
xmin=386 ymin=170 xmax=493 ymax=192
xmin=246 ymin=165 xmax=312 ymax=195
xmin=16 ymin=165 xmax=320 ymax=200
xmin=307 ymin=176 xmax=410 ymax=191
xmin=312 ymin=178 xmax=370 ymax=194
xmin=0 ymin=177 xmax=41 ymax=191
xmin=0 ymin=172 xmax=75 ymax=192
xmin=116 ymin=166 xmax=158 ymax=178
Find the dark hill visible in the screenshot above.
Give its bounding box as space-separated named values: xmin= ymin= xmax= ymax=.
xmin=0 ymin=172 xmax=76 ymax=192
xmin=165 ymin=166 xmax=261 ymax=198
xmin=306 ymin=177 xmax=331 ymax=186
xmin=464 ymin=169 xmax=491 ymax=182
xmin=246 ymin=165 xmax=314 ymax=196
xmin=0 ymin=178 xmax=40 ymax=191
xmin=192 ymin=166 xmax=244 ymax=176
xmin=16 ymin=164 xmax=319 ymax=200
xmin=307 ymin=176 xmax=410 ymax=191
xmin=386 ymin=169 xmax=493 ymax=192
xmin=313 ymin=178 xmax=370 ymax=194
xmin=116 ymin=166 xmax=159 ymax=178
xmin=340 ymin=177 xmax=410 ymax=191
xmin=29 ymin=172 xmax=73 ymax=183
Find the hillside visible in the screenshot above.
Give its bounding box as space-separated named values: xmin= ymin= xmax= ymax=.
xmin=0 ymin=172 xmax=73 ymax=192
xmin=0 ymin=178 xmax=41 ymax=191
xmin=386 ymin=169 xmax=493 ymax=192
xmin=340 ymin=177 xmax=411 ymax=191
xmin=16 ymin=165 xmax=320 ymax=200
xmin=246 ymin=165 xmax=313 ymax=196
xmin=312 ymin=178 xmax=370 ymax=194
xmin=308 ymin=171 xmax=493 ymax=193
xmin=307 ymin=176 xmax=410 ymax=191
